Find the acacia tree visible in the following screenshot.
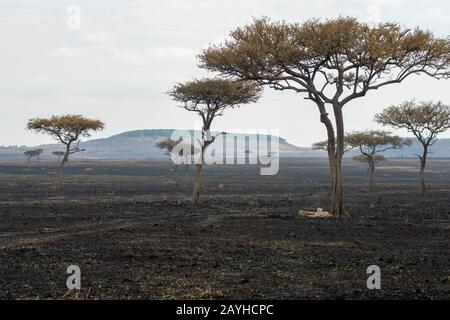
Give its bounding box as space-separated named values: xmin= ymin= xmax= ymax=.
xmin=346 ymin=130 xmax=411 ymax=191
xmin=199 ymin=17 xmax=450 ymax=216
xmin=24 ymin=149 xmax=43 ymax=164
xmin=168 ymin=78 xmax=261 ymax=204
xmin=375 ymin=101 xmax=450 ymax=195
xmin=312 ymin=137 xmax=353 ymax=153
xmin=52 ymin=151 xmax=66 ymax=162
xmin=27 ymin=115 xmax=104 ymax=186
xmin=155 ymin=137 xmax=198 ymax=185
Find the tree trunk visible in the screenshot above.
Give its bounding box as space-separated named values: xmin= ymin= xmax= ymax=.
xmin=192 ymin=143 xmax=206 ymax=204
xmin=318 ymin=100 xmax=345 ymax=217
xmin=330 ymin=157 xmax=344 ymax=217
xmin=419 ymin=147 xmax=428 ymax=196
xmin=331 ymin=103 xmax=345 ymax=217
xmin=58 ymin=149 xmax=69 ymax=191
xmin=368 ymin=161 xmax=375 ymax=192
xmin=58 ymin=162 xmax=65 ymax=191
xmin=192 ymin=163 xmax=203 ymax=204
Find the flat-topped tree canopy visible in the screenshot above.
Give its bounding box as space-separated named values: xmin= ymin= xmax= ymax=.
xmin=168 ymin=78 xmax=261 ymax=129
xmin=375 ymin=101 xmax=450 ymax=145
xmin=199 ymin=17 xmax=450 ymax=105
xmin=156 ymin=137 xmax=198 ymax=159
xmin=24 ymin=149 xmax=43 ymax=157
xmin=353 ymin=154 xmax=386 ymax=164
xmin=27 ymin=114 xmax=104 ymax=145
xmin=312 ymin=137 xmax=353 ymax=153
xmin=346 ymin=130 xmax=411 ymax=155
xmin=23 ymin=149 xmax=43 ymax=163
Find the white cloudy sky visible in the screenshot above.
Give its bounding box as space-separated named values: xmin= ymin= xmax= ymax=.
xmin=1 ymin=0 xmax=450 ymax=147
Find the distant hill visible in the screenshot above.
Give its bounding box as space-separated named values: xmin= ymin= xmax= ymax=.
xmin=2 ymin=129 xmax=450 ymax=160
xmin=0 ymin=129 xmax=306 ymax=160
xmin=380 ymin=139 xmax=450 ymax=158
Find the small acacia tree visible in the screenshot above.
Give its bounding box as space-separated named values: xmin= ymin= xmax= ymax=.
xmin=155 ymin=137 xmax=198 ymax=185
xmin=312 ymin=137 xmax=353 ymax=153
xmin=24 ymin=149 xmax=43 ymax=164
xmin=52 ymin=151 xmax=66 ymax=162
xmin=168 ymin=78 xmax=261 ymax=204
xmin=375 ymin=101 xmax=450 ymax=195
xmin=199 ymin=17 xmax=450 ymax=216
xmin=27 ymin=115 xmax=104 ymax=186
xmin=346 ymin=130 xmax=411 ymax=191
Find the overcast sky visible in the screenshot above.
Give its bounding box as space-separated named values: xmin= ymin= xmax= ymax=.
xmin=2 ymin=0 xmax=450 ymax=147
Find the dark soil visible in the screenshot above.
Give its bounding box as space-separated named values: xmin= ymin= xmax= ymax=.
xmin=0 ymin=158 xmax=448 ymax=299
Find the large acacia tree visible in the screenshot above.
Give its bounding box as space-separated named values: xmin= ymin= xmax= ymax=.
xmin=199 ymin=17 xmax=450 ymax=216
xmin=168 ymin=78 xmax=261 ymax=204
xmin=346 ymin=130 xmax=411 ymax=192
xmin=375 ymin=101 xmax=450 ymax=195
xmin=27 ymin=115 xmax=104 ymax=185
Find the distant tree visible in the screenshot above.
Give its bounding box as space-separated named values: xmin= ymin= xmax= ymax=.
xmin=23 ymin=149 xmax=43 ymax=164
xmin=27 ymin=115 xmax=104 ymax=187
xmin=155 ymin=137 xmax=198 ymax=185
xmin=199 ymin=17 xmax=450 ymax=216
xmin=375 ymin=101 xmax=450 ymax=195
xmin=312 ymin=137 xmax=353 ymax=153
xmin=346 ymin=130 xmax=411 ymax=191
xmin=52 ymin=151 xmax=66 ymax=163
xmin=168 ymin=78 xmax=261 ymax=204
